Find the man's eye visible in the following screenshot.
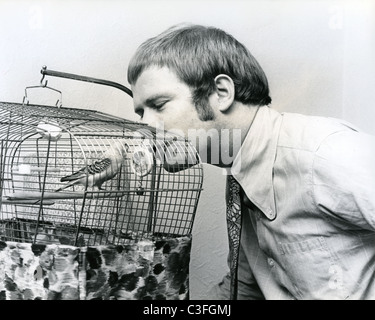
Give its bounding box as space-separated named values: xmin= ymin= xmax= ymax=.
xmin=152 ymin=101 xmax=167 ymax=109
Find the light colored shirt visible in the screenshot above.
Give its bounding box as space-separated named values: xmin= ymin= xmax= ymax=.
xmin=211 ymin=106 xmax=375 ymax=300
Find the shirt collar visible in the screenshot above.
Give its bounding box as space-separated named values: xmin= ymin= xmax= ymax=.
xmin=231 ymin=106 xmax=283 ymax=220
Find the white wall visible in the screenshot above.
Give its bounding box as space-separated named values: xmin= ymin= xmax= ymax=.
xmin=1 ymin=0 xmax=374 ymax=299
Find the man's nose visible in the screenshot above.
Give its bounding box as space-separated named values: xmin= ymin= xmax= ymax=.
xmin=142 ymin=111 xmax=164 ymax=130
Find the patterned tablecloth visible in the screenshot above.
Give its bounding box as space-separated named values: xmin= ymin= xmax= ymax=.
xmin=0 ymin=236 xmax=191 ymax=300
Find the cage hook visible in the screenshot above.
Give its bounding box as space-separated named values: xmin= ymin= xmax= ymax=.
xmin=22 ymin=66 xmax=63 ymax=108
xmin=40 ymin=66 xmax=48 ymax=87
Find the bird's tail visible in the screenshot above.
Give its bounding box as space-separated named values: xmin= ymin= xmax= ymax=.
xmin=60 ymin=172 xmax=84 ymax=182
xmin=55 ymin=185 xmax=66 ymax=192
xmin=55 ymin=181 xmax=75 ymax=192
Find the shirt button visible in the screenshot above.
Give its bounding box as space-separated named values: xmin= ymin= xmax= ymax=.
xmin=267 ymin=257 xmax=275 ymax=267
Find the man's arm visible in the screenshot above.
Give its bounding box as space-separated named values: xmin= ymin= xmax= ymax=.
xmin=313 ymin=130 xmax=375 ymax=230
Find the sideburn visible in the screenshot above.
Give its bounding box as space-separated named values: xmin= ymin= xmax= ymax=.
xmin=192 ymin=88 xmax=216 ymax=121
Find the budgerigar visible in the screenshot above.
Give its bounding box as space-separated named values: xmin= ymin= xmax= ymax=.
xmin=55 ymin=142 xmax=128 ymax=192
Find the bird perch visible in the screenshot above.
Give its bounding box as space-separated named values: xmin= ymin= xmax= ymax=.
xmin=4 ymin=190 xmax=128 ymax=201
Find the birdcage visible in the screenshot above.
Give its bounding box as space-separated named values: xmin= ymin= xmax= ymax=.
xmin=0 ymin=68 xmax=203 ymax=248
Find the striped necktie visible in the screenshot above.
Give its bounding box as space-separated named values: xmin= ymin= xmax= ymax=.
xmin=226 ymin=175 xmax=243 ymax=300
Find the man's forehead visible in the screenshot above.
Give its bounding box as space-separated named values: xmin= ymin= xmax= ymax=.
xmin=132 ymin=67 xmax=185 ymax=100
xmin=136 ymin=66 xmax=180 ymax=83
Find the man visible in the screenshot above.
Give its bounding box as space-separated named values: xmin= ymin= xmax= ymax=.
xmin=127 ymin=23 xmax=375 ymax=299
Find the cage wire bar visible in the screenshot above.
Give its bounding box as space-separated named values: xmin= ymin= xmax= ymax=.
xmin=0 ymin=70 xmax=203 ymax=247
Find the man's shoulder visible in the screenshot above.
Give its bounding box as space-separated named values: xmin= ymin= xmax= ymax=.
xmin=278 ymin=112 xmax=359 ymax=151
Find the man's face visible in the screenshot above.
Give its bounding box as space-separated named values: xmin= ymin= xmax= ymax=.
xmin=132 ymin=66 xmax=214 ymax=133
xmin=131 ymin=66 xmax=220 ymax=164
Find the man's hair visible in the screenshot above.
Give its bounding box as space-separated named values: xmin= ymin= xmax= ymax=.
xmin=127 ymin=23 xmax=272 ymax=120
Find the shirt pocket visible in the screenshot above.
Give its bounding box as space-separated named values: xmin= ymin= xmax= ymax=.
xmin=277 ymin=236 xmax=349 ymax=299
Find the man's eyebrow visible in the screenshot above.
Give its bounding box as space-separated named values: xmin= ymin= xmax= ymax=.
xmin=135 ymin=93 xmax=174 ymax=114
xmin=144 ymin=93 xmax=172 ymax=106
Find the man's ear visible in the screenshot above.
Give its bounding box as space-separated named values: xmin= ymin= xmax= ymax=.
xmin=214 ymin=74 xmax=235 ymax=112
